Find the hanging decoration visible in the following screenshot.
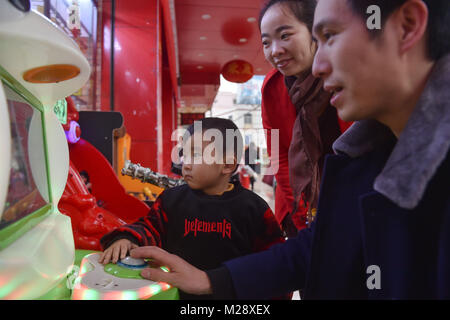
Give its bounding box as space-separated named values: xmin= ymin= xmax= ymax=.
xmin=67 ymin=0 xmax=81 ymax=38
xmin=221 ymin=60 xmax=254 ymax=83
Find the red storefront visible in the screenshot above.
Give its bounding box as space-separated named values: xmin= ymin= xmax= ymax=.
xmin=32 ymin=0 xmax=271 ymax=175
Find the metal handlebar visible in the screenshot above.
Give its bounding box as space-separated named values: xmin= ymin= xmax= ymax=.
xmin=121 ymin=160 xmax=185 ymax=189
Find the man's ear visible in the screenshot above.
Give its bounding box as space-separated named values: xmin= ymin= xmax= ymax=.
xmin=395 ymin=0 xmax=428 ymax=55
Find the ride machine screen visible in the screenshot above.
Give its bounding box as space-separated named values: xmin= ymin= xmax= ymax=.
xmin=0 ymin=83 xmax=48 ymax=232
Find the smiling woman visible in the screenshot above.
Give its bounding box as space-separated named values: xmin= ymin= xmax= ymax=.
xmin=258 ymin=0 xmax=348 ymax=236
xmin=260 ymin=0 xmax=316 ymax=78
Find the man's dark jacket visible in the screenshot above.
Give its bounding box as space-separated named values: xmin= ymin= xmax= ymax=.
xmin=207 ymin=54 xmax=450 ymax=299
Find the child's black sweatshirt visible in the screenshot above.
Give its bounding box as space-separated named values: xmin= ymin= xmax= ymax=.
xmin=100 ymin=181 xmax=284 ymax=299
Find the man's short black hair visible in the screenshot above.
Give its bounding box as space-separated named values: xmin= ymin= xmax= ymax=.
xmin=346 ymin=0 xmax=450 ymax=61
xmin=184 ymin=117 xmax=244 ymax=167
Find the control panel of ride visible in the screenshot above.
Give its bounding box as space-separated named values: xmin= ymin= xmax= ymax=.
xmin=72 ymin=253 xmax=173 ymax=300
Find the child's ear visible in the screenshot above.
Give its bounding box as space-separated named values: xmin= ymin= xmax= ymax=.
xmin=222 ymin=156 xmax=237 ymax=175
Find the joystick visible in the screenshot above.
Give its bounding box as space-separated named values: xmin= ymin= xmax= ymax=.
xmin=117 ymin=256 xmax=147 ymax=269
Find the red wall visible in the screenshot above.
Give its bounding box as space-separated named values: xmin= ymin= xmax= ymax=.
xmin=101 ymin=0 xmax=177 ymax=174
xmin=161 ymin=64 xmax=176 ymax=175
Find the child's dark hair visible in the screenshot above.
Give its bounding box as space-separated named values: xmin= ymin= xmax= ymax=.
xmin=259 ymin=0 xmax=317 ymax=33
xmin=184 ymin=117 xmax=243 ymax=171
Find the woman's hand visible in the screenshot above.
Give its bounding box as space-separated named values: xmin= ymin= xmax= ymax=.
xmin=130 ymin=246 xmax=213 ymax=295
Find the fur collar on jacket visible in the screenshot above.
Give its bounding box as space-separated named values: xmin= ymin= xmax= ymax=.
xmin=333 ymin=54 xmax=450 ymax=209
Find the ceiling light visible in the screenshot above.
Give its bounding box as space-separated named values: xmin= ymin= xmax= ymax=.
xmin=197 ymin=66 xmax=204 ymax=69
xmin=247 ymin=17 xmax=256 ymax=22
xmin=199 ymin=36 xmax=207 ymax=41
xmin=202 ymin=14 xmax=211 ymax=20
xmin=239 ymin=38 xmax=247 ymax=43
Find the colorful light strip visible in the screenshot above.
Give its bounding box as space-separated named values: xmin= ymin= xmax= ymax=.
xmin=0 ymin=275 xmax=29 ymax=299
xmin=65 ymin=120 xmax=80 ymax=144
xmin=71 ymin=254 xmax=172 ymax=300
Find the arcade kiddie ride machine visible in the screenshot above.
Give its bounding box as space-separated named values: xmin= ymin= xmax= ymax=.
xmin=0 ymin=0 xmax=177 ymax=300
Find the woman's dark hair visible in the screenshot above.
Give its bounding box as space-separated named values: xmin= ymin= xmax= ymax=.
xmin=346 ymin=0 xmax=450 ymax=61
xmin=258 ymin=0 xmax=317 ymax=33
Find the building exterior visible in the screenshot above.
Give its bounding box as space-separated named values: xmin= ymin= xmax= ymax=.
xmin=209 ymin=76 xmax=268 ymax=167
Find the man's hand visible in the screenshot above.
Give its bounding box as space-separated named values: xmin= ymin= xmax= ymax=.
xmin=130 ymin=246 xmax=213 ymax=295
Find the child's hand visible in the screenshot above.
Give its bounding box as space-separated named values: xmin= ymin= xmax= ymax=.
xmin=98 ymin=239 xmax=138 ymax=265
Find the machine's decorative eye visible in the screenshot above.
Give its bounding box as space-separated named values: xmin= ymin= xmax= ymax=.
xmin=8 ymin=0 xmax=30 ymax=12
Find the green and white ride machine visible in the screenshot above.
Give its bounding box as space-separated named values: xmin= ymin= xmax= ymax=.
xmin=0 ymin=0 xmax=177 ymax=300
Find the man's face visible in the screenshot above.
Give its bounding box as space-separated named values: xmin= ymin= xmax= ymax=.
xmin=312 ymin=0 xmax=403 ymax=122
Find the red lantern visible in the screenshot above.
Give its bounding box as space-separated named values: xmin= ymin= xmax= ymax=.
xmin=221 ymin=60 xmax=254 ymax=83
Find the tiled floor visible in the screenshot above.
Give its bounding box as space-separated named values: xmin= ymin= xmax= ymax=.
xmin=251 ymin=173 xmax=275 ymax=212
